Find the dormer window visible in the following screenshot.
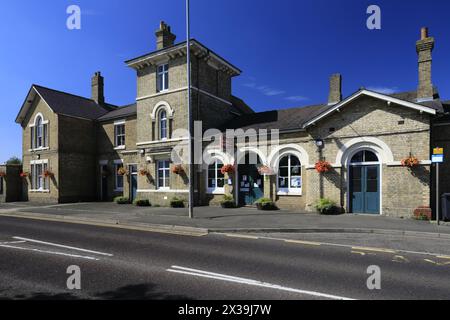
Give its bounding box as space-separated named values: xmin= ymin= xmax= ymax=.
xmin=157 ymin=64 xmax=169 ymax=92
xmin=30 ymin=114 xmax=48 ymax=150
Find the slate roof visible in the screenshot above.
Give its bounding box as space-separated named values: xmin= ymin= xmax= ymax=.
xmin=97 ymin=103 xmax=137 ymax=121
xmin=220 ymin=89 xmax=447 ymax=132
xmin=220 ymin=103 xmax=327 ymax=132
xmin=389 ymin=89 xmax=444 ymax=112
xmin=33 ymin=85 xmax=117 ymax=120
xmin=18 ymin=84 xmax=447 ymax=131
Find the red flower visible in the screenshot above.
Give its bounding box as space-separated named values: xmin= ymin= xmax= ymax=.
xmin=315 ymin=161 xmax=332 ymax=173
xmin=220 ymin=164 xmax=235 ymax=175
xmin=0 ymin=171 xmax=6 ymax=178
xmin=43 ymin=170 xmax=54 ymax=178
xmin=139 ymin=169 xmax=149 ymax=176
xmin=401 ymin=156 xmax=420 ymax=168
xmin=20 ymin=172 xmax=29 ymax=178
xmin=172 ymin=165 xmax=184 ymax=175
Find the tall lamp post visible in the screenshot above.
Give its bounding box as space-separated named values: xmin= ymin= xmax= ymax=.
xmin=186 ymin=0 xmax=194 ymax=219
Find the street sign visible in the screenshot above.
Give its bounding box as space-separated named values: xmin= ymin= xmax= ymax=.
xmin=433 ymin=148 xmax=444 ymax=155
xmin=432 ymin=155 xmax=444 ymax=163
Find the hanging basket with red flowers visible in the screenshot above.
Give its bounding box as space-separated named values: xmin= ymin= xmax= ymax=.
xmin=139 ymin=169 xmax=149 ymax=177
xmin=315 ymin=161 xmax=332 ymax=173
xmin=257 ymin=165 xmax=274 ymax=176
xmin=220 ymin=164 xmax=235 ymax=175
xmin=43 ymin=170 xmax=54 ymax=178
xmin=117 ymin=167 xmax=128 ymax=176
xmin=172 ymin=165 xmax=184 ymax=175
xmin=401 ymin=156 xmax=420 ymax=168
xmin=20 ymin=172 xmax=30 ymax=179
xmin=0 ymin=171 xmax=6 ymax=178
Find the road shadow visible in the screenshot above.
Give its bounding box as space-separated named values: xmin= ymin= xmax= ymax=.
xmin=1 ymin=283 xmax=193 ymax=300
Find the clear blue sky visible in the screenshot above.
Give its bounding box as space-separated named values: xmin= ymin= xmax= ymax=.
xmin=1 ymin=0 xmax=450 ymax=163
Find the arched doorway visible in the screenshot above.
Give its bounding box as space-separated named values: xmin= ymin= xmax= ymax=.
xmin=348 ymin=150 xmax=380 ymax=214
xmin=238 ymin=152 xmax=264 ymax=206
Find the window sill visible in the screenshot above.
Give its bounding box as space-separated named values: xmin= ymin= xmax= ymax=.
xmin=114 ymin=146 xmax=126 ymax=151
xmin=207 ymin=189 xmax=225 ymax=195
xmin=277 ymin=190 xmax=302 ymax=196
xmin=30 ymin=189 xmax=50 ymax=193
xmin=29 ymin=147 xmax=49 ymax=152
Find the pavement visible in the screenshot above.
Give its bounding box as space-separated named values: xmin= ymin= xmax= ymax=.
xmin=1 ymin=215 xmax=450 ymax=300
xmin=0 ymin=201 xmax=448 ymax=238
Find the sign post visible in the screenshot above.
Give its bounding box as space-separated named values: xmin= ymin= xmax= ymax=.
xmin=432 ymin=148 xmax=444 ymax=225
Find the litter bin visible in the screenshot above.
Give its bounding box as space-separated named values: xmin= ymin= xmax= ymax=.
xmin=441 ymin=194 xmax=450 ymax=221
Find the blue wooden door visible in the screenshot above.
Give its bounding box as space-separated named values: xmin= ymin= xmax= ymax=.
xmin=239 ymin=165 xmax=264 ymax=206
xmin=350 ymin=165 xmax=379 ymax=214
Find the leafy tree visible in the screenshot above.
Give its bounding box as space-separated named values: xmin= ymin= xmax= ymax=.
xmin=6 ymin=156 xmax=22 ymax=165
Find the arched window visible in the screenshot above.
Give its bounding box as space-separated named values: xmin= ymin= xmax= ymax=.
xmin=207 ymin=160 xmax=225 ymax=193
xmin=278 ymin=154 xmax=302 ymax=194
xmin=159 ymin=110 xmax=168 ymax=140
xmin=36 ymin=116 xmax=43 ymax=148
xmin=350 ymin=150 xmax=379 ymax=164
xmin=31 ymin=115 xmax=48 ymax=149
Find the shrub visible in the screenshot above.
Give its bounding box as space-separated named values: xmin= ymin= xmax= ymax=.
xmin=255 ymin=198 xmax=278 ymax=211
xmin=114 ymin=197 xmax=130 ymax=205
xmin=315 ymin=198 xmax=342 ymax=215
xmin=414 ymin=213 xmax=431 ymax=221
xmin=170 ymin=197 xmax=185 ymax=208
xmin=220 ymin=195 xmax=236 ymax=208
xmin=133 ymin=199 xmax=151 ymax=207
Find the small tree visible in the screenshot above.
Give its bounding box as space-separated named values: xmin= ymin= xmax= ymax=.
xmin=6 ymin=156 xmax=22 ymax=165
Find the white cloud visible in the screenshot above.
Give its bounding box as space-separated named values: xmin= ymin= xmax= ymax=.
xmin=366 ymin=86 xmax=398 ymax=95
xmin=285 ymin=95 xmax=309 ymax=102
xmin=243 ymin=82 xmax=285 ymax=97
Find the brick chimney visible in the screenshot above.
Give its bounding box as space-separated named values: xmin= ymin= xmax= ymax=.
xmin=91 ymin=71 xmax=105 ymax=105
xmin=416 ymin=27 xmax=435 ymax=102
xmin=155 ymin=21 xmax=176 ymax=50
xmin=328 ymin=73 xmax=342 ymax=105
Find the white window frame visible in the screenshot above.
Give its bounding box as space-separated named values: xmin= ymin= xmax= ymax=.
xmin=114 ymin=121 xmax=126 ymax=149
xmin=30 ymin=160 xmax=49 ymax=192
xmin=159 ymin=110 xmax=168 ymax=140
xmin=207 ymin=160 xmax=225 ymax=194
xmin=29 ymin=114 xmax=49 ymax=151
xmin=156 ymin=63 xmax=169 ymax=92
xmin=114 ymin=161 xmax=124 ymax=192
xmin=277 ymin=154 xmax=302 ymax=196
xmin=157 ymin=160 xmax=170 ymax=190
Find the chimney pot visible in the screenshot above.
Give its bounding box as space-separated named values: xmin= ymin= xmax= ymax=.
xmin=421 ymin=27 xmax=429 ymax=40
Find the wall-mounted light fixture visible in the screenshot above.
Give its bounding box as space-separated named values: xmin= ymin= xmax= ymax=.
xmin=146 ymin=156 xmax=153 ymax=163
xmin=315 ymin=139 xmax=324 ymax=149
